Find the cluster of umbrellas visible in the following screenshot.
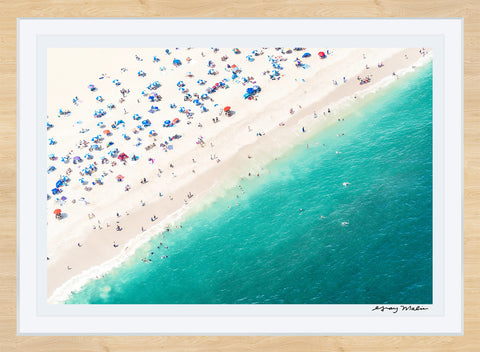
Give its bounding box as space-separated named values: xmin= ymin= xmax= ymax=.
xmin=94 ymin=109 xmax=106 ymax=118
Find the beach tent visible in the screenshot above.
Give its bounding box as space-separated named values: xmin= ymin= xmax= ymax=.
xmin=302 ymin=53 xmax=311 ymax=58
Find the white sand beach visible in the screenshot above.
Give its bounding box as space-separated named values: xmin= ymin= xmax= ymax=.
xmin=47 ymin=47 xmax=432 ymax=303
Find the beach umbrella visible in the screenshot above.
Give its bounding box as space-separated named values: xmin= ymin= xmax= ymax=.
xmin=208 ymin=69 xmax=215 ymax=75
xmin=61 ymin=196 xmax=67 ymax=201
xmin=224 ymin=106 xmax=231 ymax=112
xmin=53 ymin=209 xmax=61 ymax=215
xmin=192 ymin=99 xmax=201 ymax=105
xmin=179 ymin=107 xmax=186 ymax=113
xmin=233 ymin=48 xmax=240 ymax=54
xmin=138 ymin=70 xmax=146 ymax=76
xmin=97 ymin=122 xmax=104 ymax=127
xmin=88 ymin=84 xmax=96 ymax=91
xmin=164 ymin=120 xmax=171 ymax=125
xmin=56 ymin=180 xmax=64 ymax=188
xmin=197 ymin=79 xmax=206 ymax=85
xmin=201 ymin=106 xmax=208 ymax=112
xmin=51 ymin=188 xmax=60 ymax=195
xmin=302 ymin=52 xmax=311 ymax=58
xmin=318 ymin=51 xmax=326 ymax=58
xmin=116 ymin=175 xmax=124 ymax=181
xmin=170 ymin=103 xmax=176 ymax=109
xmin=112 ymin=79 xmax=120 ymax=86
xmin=85 ymin=153 xmax=93 ymax=159
xmin=117 ymin=119 xmax=125 ymax=124
xmin=246 ymin=87 xmax=254 ymax=94
xmin=186 ymin=71 xmax=193 ymax=77
xmin=73 ymin=156 xmax=82 ymax=161
xmin=153 ymin=56 xmax=160 ymax=62
xmin=103 ymin=130 xmax=110 ymax=134
xmin=133 ymin=114 xmax=141 ymax=120
xmin=173 ymin=58 xmax=182 ymax=66
xmin=201 ymin=94 xmax=208 ymax=99
xmin=177 ymin=81 xmax=185 ymax=87
xmin=172 ymin=118 xmax=180 ymax=124
xmin=253 ymin=85 xmax=260 ymax=91
xmin=96 ymin=96 xmax=103 ymax=101
xmin=107 ymin=142 xmax=114 ymax=147
xmin=142 ymin=120 xmax=151 ymax=127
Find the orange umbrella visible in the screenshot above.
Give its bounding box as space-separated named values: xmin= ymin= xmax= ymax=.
xmin=53 ymin=209 xmax=61 ymax=215
xmin=116 ymin=175 xmax=124 ymax=181
xmin=172 ymin=118 xmax=180 ymax=124
xmin=224 ymin=106 xmax=231 ymax=112
xmin=103 ymin=130 xmax=110 ymax=134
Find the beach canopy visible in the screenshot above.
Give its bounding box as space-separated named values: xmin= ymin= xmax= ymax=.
xmin=53 ymin=209 xmax=61 ymax=215
xmin=224 ymin=106 xmax=231 ymax=112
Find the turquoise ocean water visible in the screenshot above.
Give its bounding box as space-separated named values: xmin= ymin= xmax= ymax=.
xmin=67 ymin=62 xmax=433 ymax=304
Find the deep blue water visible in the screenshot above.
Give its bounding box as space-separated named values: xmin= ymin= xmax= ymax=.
xmin=67 ymin=62 xmax=433 ymax=304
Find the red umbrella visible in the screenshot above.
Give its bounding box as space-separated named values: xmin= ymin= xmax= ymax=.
xmin=116 ymin=175 xmax=124 ymax=181
xmin=103 ymin=130 xmax=111 ymax=134
xmin=224 ymin=106 xmax=231 ymax=112
xmin=53 ymin=209 xmax=61 ymax=215
xmin=318 ymin=51 xmax=326 ymax=58
xmin=172 ymin=118 xmax=180 ymax=124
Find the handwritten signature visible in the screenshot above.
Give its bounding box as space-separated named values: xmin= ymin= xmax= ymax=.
xmin=372 ymin=305 xmax=429 ymax=314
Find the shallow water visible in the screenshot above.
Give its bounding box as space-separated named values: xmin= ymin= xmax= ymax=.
xmin=67 ymin=62 xmax=433 ymax=304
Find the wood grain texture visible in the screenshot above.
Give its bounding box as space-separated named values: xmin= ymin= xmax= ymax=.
xmin=1 ymin=0 xmax=478 ymax=350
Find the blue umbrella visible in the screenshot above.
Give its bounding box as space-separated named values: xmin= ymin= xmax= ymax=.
xmin=173 ymin=58 xmax=181 ymax=66
xmin=197 ymin=79 xmax=206 ymax=85
xmin=208 ymin=69 xmax=215 ymax=74
xmin=179 ymin=107 xmax=186 ymax=113
xmin=177 ymin=81 xmax=185 ymax=87
xmin=97 ymin=122 xmax=104 ymax=127
xmin=201 ymin=106 xmax=208 ymax=112
xmin=149 ymin=130 xmax=156 ymax=135
xmin=246 ymin=87 xmax=254 ymax=94
xmin=133 ymin=114 xmax=141 ymax=120
xmin=56 ymin=180 xmax=64 ymax=188
xmin=117 ymin=119 xmax=125 ymax=124
xmin=142 ymin=120 xmax=151 ymax=127
xmin=170 ymin=103 xmax=176 ymax=108
xmin=201 ymin=94 xmax=208 ymax=99
xmin=164 ymin=120 xmax=171 ymax=125
xmin=302 ymin=52 xmax=311 ymax=58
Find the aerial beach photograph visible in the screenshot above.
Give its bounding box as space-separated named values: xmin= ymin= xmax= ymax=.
xmin=46 ymin=46 xmax=433 ymax=305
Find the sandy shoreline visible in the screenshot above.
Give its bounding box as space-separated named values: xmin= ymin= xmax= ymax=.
xmin=47 ymin=47 xmax=431 ymax=303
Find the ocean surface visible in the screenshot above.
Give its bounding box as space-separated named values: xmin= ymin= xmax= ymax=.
xmin=67 ymin=62 xmax=433 ymax=304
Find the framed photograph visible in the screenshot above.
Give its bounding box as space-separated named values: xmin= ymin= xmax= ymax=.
xmin=17 ymin=18 xmax=463 ymax=335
